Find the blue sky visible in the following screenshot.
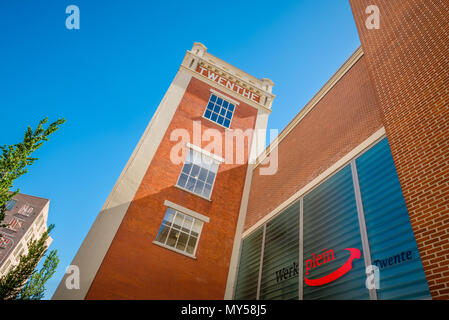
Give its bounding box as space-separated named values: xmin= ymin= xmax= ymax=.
xmin=0 ymin=0 xmax=360 ymax=299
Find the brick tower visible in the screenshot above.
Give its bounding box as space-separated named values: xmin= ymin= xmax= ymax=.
xmin=53 ymin=42 xmax=275 ymax=299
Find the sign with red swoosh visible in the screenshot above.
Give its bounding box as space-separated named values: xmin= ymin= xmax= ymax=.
xmin=305 ymin=248 xmax=361 ymax=286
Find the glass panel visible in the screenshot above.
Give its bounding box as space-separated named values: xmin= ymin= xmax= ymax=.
xmin=224 ymin=119 xmax=230 ymax=128
xmin=303 ymin=165 xmax=369 ymax=300
xmin=186 ymin=176 xmax=196 ymax=191
xmin=186 ymin=236 xmax=197 ymax=254
xmin=260 ymin=201 xmax=300 ymax=300
xmin=163 ymin=208 xmax=176 ymax=226
xmin=226 ymin=111 xmax=233 ymax=119
xmin=217 ymin=116 xmax=224 ymax=125
xmin=234 ymin=227 xmax=263 ymax=300
xmin=155 ymin=224 xmax=170 ymax=244
xmin=216 ymin=97 xmax=223 ymax=105
xmin=176 ymin=232 xmax=189 ymax=251
xmin=166 ymin=229 xmax=180 ymax=247
xmin=222 ymin=101 xmax=229 ymax=108
xmin=211 ymin=112 xmax=218 ymax=121
xmin=177 ymin=173 xmax=188 ymax=188
xmin=220 ymin=108 xmax=226 ymax=116
xmin=228 ymin=104 xmax=234 ymax=111
xmin=207 ymin=102 xmax=214 ymax=110
xmin=194 ymin=180 xmax=204 ymax=195
xmin=182 ymin=163 xmax=192 ymax=175
xmin=173 ymin=213 xmax=184 ymax=230
xmin=191 ymin=220 xmax=202 ymax=237
xmin=210 ymin=94 xmax=217 ymax=102
xmin=182 ymin=216 xmax=193 ymax=232
xmin=198 ymin=168 xmax=208 ymax=182
xmin=204 ymin=110 xmax=212 ymax=119
xmin=206 ymin=172 xmax=215 ymax=185
xmin=191 ymin=165 xmax=200 ymax=177
xmin=356 ymin=138 xmax=431 ymax=300
xmin=203 ymin=183 xmax=212 ymax=199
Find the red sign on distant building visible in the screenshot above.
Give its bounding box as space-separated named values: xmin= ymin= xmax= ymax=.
xmin=196 ymin=65 xmax=261 ymax=103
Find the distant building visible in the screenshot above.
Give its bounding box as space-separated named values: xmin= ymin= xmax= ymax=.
xmin=0 ymin=193 xmax=52 ymax=276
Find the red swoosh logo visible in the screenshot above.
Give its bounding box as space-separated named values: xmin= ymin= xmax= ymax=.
xmin=305 ymin=248 xmax=361 ymax=286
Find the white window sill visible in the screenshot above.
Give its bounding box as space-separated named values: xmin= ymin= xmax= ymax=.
xmin=152 ymin=241 xmax=197 ymax=260
xmin=174 ymin=184 xmax=212 ymax=202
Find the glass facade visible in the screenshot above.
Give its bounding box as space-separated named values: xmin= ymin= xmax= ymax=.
xmin=234 ymin=137 xmax=431 ymax=300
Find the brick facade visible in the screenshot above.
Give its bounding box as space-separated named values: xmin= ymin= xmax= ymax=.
xmin=86 ymin=77 xmax=258 ymax=299
xmin=245 ymin=56 xmax=383 ymax=231
xmin=349 ymin=0 xmax=449 ymax=299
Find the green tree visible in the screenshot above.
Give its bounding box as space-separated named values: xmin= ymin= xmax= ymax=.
xmin=17 ymin=249 xmax=59 ymax=300
xmin=0 ymin=117 xmax=65 ymax=225
xmin=0 ymin=117 xmax=65 ymax=299
xmin=0 ymin=226 xmax=56 ymax=300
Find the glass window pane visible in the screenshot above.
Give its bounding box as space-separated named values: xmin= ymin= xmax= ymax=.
xmin=206 ymin=172 xmax=215 ymax=185
xmin=224 ymin=119 xmax=231 ymax=128
xmin=177 ymin=173 xmax=188 ymax=188
xmin=186 ymin=236 xmax=198 ymax=254
xmin=166 ymin=229 xmax=180 ymax=247
xmin=163 ymin=208 xmax=176 ymax=225
xmin=191 ymin=164 xmax=200 ymax=177
xmin=203 ymin=183 xmax=212 ymax=198
xmin=220 ymin=108 xmax=226 ymax=116
xmin=210 ymin=94 xmax=217 ymax=103
xmin=216 ymin=97 xmax=223 ymax=105
xmin=198 ymin=167 xmax=208 ymax=182
xmin=222 ymin=100 xmax=229 ymax=108
xmin=155 ymin=224 xmax=170 ymax=244
xmin=213 ymin=105 xmax=220 ymax=113
xmin=207 ymin=102 xmax=214 ymax=110
xmin=211 ymin=113 xmax=218 ymax=121
xmin=182 ymin=216 xmax=193 ymax=232
xmin=182 ymin=163 xmax=192 ymax=175
xmin=226 ymin=110 xmax=233 ymax=119
xmin=186 ymin=176 xmax=196 ymax=191
xmin=176 ymin=232 xmax=189 ymax=251
xmin=217 ymin=116 xmax=224 ymax=125
xmin=194 ymin=180 xmax=204 ymax=195
xmin=192 ymin=220 xmax=202 ymax=236
xmin=228 ymin=104 xmax=234 ymax=111
xmin=204 ymin=110 xmax=212 ymax=119
xmin=173 ymin=213 xmax=184 ymax=229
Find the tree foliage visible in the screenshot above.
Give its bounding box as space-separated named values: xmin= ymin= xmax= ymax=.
xmin=0 ymin=225 xmax=55 ymax=300
xmin=0 ymin=117 xmax=65 ymax=299
xmin=0 ymin=117 xmax=65 ymax=225
xmin=17 ymin=249 xmax=59 ymax=300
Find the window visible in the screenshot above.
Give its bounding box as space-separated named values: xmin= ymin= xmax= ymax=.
xmin=176 ymin=148 xmax=219 ymax=199
xmin=0 ymin=236 xmax=11 ymax=249
xmin=154 ymin=208 xmax=203 ymax=256
xmin=6 ymin=218 xmax=23 ymax=232
xmin=18 ymin=204 xmax=34 ymax=217
xmin=5 ymin=200 xmax=16 ymax=211
xmin=203 ymin=94 xmax=235 ymax=128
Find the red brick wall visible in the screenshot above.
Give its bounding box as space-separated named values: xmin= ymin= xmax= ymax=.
xmin=245 ymin=56 xmax=383 ymax=231
xmin=86 ymin=77 xmax=258 ymax=299
xmin=349 ymin=0 xmax=449 ymax=299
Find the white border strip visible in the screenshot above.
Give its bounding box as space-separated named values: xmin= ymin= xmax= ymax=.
xmin=242 ymin=127 xmax=386 ymax=239
xmin=164 ymin=200 xmax=210 ymax=223
xmin=187 ymin=142 xmax=224 ymax=163
xmin=210 ymin=88 xmax=240 ymax=105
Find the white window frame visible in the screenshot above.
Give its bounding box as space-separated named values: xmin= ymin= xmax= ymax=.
xmin=202 ymin=90 xmax=237 ymax=129
xmin=153 ymin=201 xmax=209 ymax=259
xmin=175 ymin=144 xmax=223 ymax=200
